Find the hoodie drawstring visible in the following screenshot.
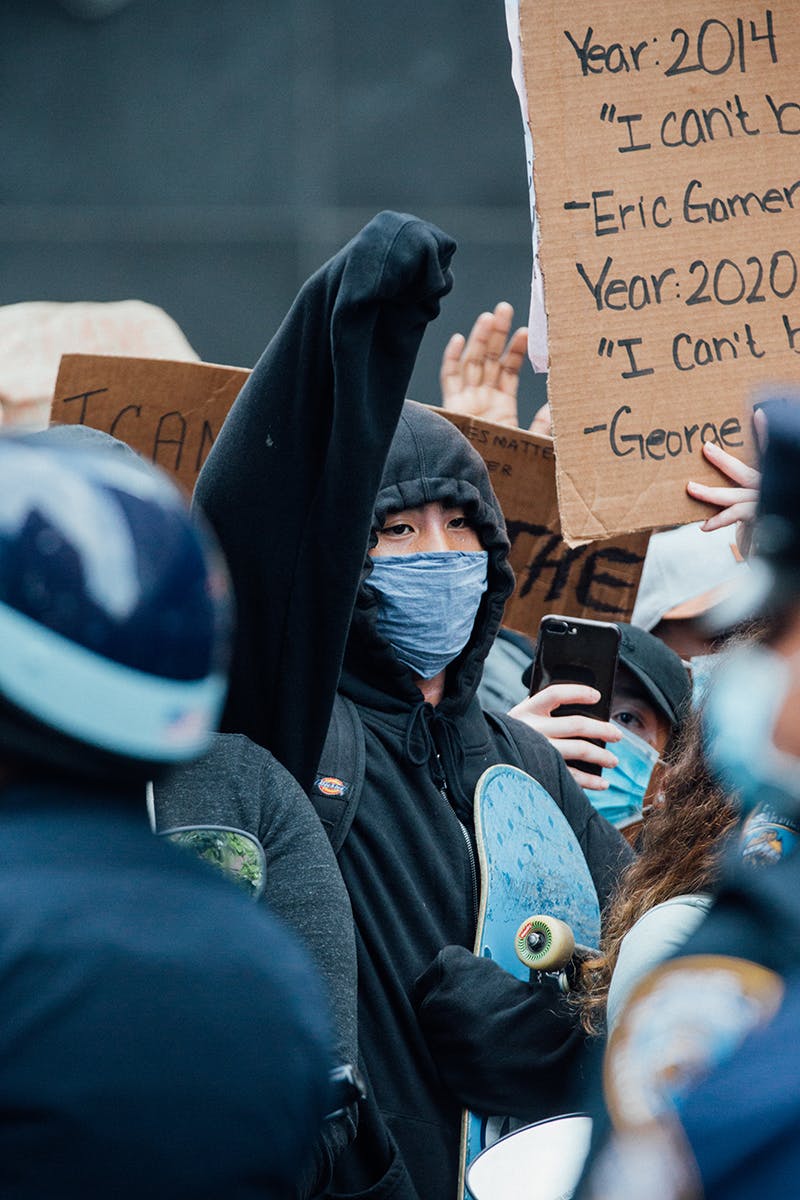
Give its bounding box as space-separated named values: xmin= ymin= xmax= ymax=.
xmin=403 ymin=699 xmax=435 ymax=767
xmin=403 ymin=701 xmax=472 ymax=823
xmin=402 ymin=700 xmax=479 ymax=924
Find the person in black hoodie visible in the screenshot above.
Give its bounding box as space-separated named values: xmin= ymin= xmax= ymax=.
xmin=195 ymin=211 xmax=631 ymax=1200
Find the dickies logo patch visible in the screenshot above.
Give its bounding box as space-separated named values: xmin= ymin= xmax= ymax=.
xmin=315 ymin=775 xmax=349 ymax=798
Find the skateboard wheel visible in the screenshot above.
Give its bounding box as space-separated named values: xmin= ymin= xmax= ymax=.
xmin=515 ymin=915 xmax=575 ymax=970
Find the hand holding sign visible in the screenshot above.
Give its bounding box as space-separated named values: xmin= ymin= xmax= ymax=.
xmin=687 ymin=406 xmax=766 ymax=554
xmin=688 ymin=442 xmax=760 ymax=531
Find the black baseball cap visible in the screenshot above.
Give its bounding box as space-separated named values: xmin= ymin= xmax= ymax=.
xmin=617 ymin=623 xmax=692 ymax=730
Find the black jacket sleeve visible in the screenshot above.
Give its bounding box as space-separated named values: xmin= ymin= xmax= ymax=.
xmin=194 ymin=212 xmax=456 ymax=792
xmin=413 ymin=945 xmax=589 ymax=1121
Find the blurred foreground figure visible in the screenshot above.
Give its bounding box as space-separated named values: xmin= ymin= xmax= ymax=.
xmin=0 ymin=299 xmax=198 ymax=430
xmin=0 ymin=434 xmax=331 ymax=1199
xmin=580 ymin=401 xmax=800 ymax=1200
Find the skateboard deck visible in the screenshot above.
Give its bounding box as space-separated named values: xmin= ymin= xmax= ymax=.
xmin=457 ymin=764 xmax=601 ymax=1200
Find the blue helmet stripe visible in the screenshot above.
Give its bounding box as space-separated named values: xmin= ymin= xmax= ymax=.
xmin=0 ymin=600 xmax=226 ymax=761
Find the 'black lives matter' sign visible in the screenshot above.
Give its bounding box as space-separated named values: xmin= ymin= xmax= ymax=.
xmin=519 ymin=3 xmax=800 ymax=544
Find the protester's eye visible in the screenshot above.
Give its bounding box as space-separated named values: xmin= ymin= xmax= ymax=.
xmin=614 ymin=708 xmax=644 ymax=733
xmin=381 ymin=521 xmax=414 ymax=537
xmin=447 ymin=515 xmax=472 ymax=531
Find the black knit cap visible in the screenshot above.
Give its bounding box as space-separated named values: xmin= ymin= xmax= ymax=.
xmin=617 ymin=622 xmax=691 ymax=730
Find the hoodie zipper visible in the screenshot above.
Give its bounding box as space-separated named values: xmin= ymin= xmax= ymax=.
xmin=434 ymin=751 xmax=479 ymax=927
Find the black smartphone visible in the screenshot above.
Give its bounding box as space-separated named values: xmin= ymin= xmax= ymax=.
xmin=529 ymin=615 xmax=621 ymax=776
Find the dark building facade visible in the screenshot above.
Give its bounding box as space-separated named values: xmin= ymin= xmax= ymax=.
xmin=3 ymin=0 xmax=546 ymax=417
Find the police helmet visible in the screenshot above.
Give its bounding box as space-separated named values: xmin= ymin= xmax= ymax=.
xmin=0 ymin=433 xmax=232 ymax=782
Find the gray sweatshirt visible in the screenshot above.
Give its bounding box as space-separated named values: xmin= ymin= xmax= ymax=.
xmin=153 ymin=732 xmax=358 ymax=1197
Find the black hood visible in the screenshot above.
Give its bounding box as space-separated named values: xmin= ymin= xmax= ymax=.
xmin=341 ymin=401 xmax=514 ymax=713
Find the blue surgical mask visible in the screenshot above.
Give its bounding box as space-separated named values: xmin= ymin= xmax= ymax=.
xmin=367 ymin=550 xmax=488 ymax=679
xmin=587 ymin=720 xmax=660 ymax=828
xmin=703 ymin=644 xmax=800 ymax=816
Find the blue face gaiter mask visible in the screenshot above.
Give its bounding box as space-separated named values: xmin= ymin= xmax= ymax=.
xmin=366 ymin=550 xmax=489 ymax=679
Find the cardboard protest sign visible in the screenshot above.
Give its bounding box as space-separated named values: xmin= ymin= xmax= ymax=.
xmin=442 ymin=410 xmax=649 ymax=636
xmin=519 ymin=2 xmax=800 ymax=544
xmin=52 ymin=355 xmax=250 ymax=493
xmin=505 ymin=1 xmax=549 ymax=373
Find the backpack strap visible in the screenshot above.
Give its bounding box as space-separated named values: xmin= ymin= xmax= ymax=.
xmin=483 ymin=710 xmax=527 ymax=771
xmin=309 ymin=694 xmax=366 ymax=856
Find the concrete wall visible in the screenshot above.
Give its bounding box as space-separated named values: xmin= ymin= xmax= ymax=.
xmin=3 ymin=0 xmax=547 ymax=420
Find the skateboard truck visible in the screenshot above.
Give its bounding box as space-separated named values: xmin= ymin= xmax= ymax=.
xmin=515 ymin=915 xmax=595 ymax=993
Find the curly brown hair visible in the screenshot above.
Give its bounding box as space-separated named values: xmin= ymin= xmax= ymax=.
xmin=575 ymin=703 xmax=739 ymax=1035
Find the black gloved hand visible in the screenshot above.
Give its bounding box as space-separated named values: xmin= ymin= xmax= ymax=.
xmin=412 ymin=945 xmax=584 ymax=1119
